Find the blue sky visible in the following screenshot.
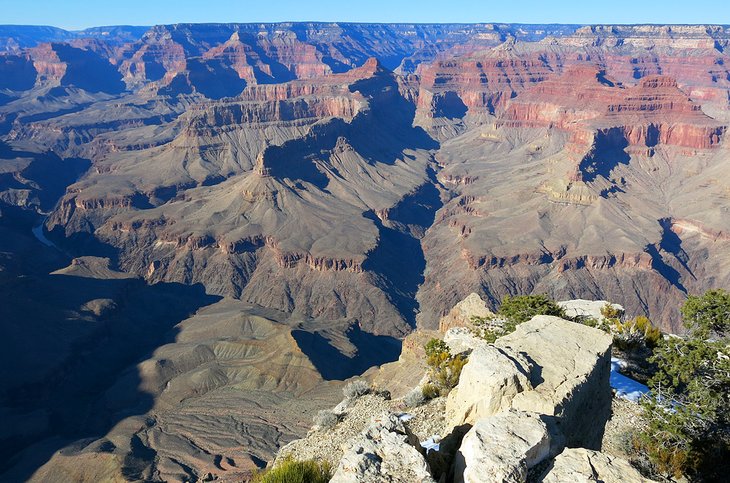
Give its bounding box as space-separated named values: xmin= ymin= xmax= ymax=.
xmin=2 ymin=0 xmax=730 ymax=30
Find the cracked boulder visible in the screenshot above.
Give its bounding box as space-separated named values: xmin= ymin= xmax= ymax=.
xmin=454 ymin=410 xmax=551 ymax=483
xmin=445 ymin=344 xmax=532 ymax=426
xmin=330 ymin=413 xmax=435 ymax=483
xmin=496 ymin=316 xmax=613 ymax=449
xmin=539 ymin=448 xmax=650 ymax=482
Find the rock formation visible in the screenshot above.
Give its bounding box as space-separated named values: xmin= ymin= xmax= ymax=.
xmin=539 ymin=448 xmax=650 ymax=482
xmin=280 ymin=310 xmax=644 ymax=482
xmin=558 ymin=299 xmax=625 ymax=321
xmin=445 ymin=344 xmax=532 ymax=426
xmin=497 ymin=316 xmax=613 ymax=449
xmin=453 ymin=410 xmax=551 ymax=483
xmin=438 ymin=292 xmax=495 ymax=332
xmin=331 ymin=414 xmax=435 ymax=483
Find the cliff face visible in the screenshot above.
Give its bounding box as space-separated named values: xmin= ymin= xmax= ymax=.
xmin=2 ymin=23 xmax=730 ymax=480
xmin=3 ymin=23 xmax=730 ymax=334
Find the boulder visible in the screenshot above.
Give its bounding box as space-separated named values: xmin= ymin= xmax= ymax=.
xmin=446 ymin=345 xmax=532 ymax=426
xmin=454 ymin=410 xmax=551 ymax=483
xmin=443 ymin=327 xmax=489 ymax=354
xmin=438 ymin=293 xmax=494 ymax=332
xmin=330 ymin=413 xmax=435 ymax=483
xmin=539 ymin=448 xmax=650 ymax=482
xmin=558 ymin=299 xmax=624 ymax=322
xmin=496 ymin=316 xmax=613 ymax=449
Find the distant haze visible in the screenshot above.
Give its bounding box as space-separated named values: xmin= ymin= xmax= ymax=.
xmin=2 ymin=0 xmax=730 ymax=30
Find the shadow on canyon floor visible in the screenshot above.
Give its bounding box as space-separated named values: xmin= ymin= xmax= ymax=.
xmin=0 ymin=224 xmax=221 ymax=480
xmin=291 ymin=326 xmax=401 ymax=381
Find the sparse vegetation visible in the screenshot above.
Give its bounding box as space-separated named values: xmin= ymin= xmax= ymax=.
xmin=252 ymin=457 xmax=332 ymax=483
xmin=600 ymin=303 xmax=624 ymax=320
xmin=470 ymin=315 xmax=503 ymax=342
xmin=343 ymin=379 xmax=370 ymax=399
xmin=634 ymin=290 xmax=730 ymax=481
xmin=312 ymin=409 xmax=340 ymax=429
xmin=433 ymin=353 xmax=468 ymax=391
xmin=471 ymin=294 xmax=566 ymax=342
xmin=681 ymin=288 xmax=730 ymax=340
xmin=612 ymin=316 xmax=662 ymax=351
xmin=404 ymin=387 xmax=425 ymax=408
xmin=422 ymin=338 xmax=468 ymax=398
xmin=421 ymin=382 xmax=441 ymax=400
xmin=497 ymin=294 xmax=566 ymax=333
xmin=573 ymin=316 xmax=611 ymax=332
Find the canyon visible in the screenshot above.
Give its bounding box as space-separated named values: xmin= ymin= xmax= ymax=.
xmin=1 ymin=22 xmax=730 ymax=481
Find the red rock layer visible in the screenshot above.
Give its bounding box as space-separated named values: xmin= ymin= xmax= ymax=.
xmin=500 ymin=66 xmax=726 ymax=150
xmin=415 ymin=51 xmax=563 ymax=115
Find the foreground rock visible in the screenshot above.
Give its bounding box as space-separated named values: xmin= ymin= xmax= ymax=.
xmin=446 ymin=345 xmax=532 ymax=426
xmin=276 ymin=311 xmax=636 ymax=483
xmin=496 ymin=316 xmax=613 ymax=449
xmin=454 ymin=410 xmax=551 ymax=483
xmin=540 ymin=448 xmax=650 ymax=482
xmin=443 ymin=326 xmax=490 ymax=355
xmin=558 ymin=299 xmax=625 ymax=322
xmin=331 ymin=413 xmax=435 ymax=483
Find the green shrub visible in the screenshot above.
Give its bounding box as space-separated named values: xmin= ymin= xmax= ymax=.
xmin=253 ymin=457 xmax=332 ymax=483
xmin=422 ymin=338 xmax=467 ymax=397
xmin=497 ymin=294 xmax=565 ymax=332
xmin=470 ymin=315 xmax=502 ymax=342
xmin=576 ymin=315 xmax=598 ymax=328
xmin=421 ymin=382 xmax=440 ymax=400
xmin=432 ymin=353 xmax=468 ymax=393
xmin=681 ymin=289 xmax=730 ymax=340
xmin=612 ymin=316 xmax=662 ymax=350
xmin=425 ymin=338 xmax=450 ymax=363
xmin=635 ymin=293 xmax=730 ymax=480
xmin=600 ymin=303 xmax=624 ymax=319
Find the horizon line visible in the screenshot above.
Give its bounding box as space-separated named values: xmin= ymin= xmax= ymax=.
xmin=3 ymin=21 xmax=730 ymax=32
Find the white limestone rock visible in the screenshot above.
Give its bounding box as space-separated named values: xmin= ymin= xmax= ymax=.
xmin=496 ymin=315 xmax=613 ymax=449
xmin=446 ymin=344 xmax=532 ymax=426
xmin=454 ymin=410 xmax=551 ymax=483
xmin=330 ymin=413 xmax=435 ymax=483
xmin=540 ymin=448 xmax=650 ymax=482
xmin=558 ymin=299 xmax=624 ymax=322
xmin=443 ymin=327 xmax=489 ymax=354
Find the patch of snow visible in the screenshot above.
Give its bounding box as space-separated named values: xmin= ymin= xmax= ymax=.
xmin=611 ymin=357 xmax=649 ymax=402
xmin=420 ymin=435 xmax=441 ymax=453
xmin=398 ymin=413 xmax=414 ymax=422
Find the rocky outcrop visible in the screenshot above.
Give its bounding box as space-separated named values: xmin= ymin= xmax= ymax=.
xmin=307 ymin=313 xmax=625 ymax=482
xmin=454 ymin=410 xmax=551 ymax=483
xmin=539 ymin=448 xmax=650 ymax=483
xmin=558 ymin=299 xmax=625 ymax=322
xmin=496 ymin=316 xmax=613 ymax=449
xmin=446 ymin=344 xmax=532 ymax=426
xmin=443 ymin=326 xmax=489 ymax=355
xmin=446 ymin=316 xmax=613 ymax=450
xmin=438 ymin=292 xmax=494 ymax=332
xmin=331 ymin=414 xmax=435 ymax=483
xmin=270 ymin=307 xmax=642 ymax=483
